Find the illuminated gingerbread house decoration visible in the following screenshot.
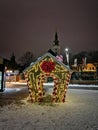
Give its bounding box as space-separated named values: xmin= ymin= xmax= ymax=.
xmin=24 ymin=52 xmax=71 ymax=103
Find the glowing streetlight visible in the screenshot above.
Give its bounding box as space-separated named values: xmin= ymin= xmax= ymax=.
xmin=65 ymin=48 xmax=69 ymax=67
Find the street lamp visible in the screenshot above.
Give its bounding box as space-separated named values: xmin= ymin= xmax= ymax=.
xmin=65 ymin=48 xmax=69 ymax=67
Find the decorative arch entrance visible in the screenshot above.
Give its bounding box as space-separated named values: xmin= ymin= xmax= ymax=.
xmin=37 ymin=73 xmax=59 ymax=102
xmin=27 ymin=71 xmax=71 ymax=103
xmin=24 ymin=52 xmax=71 ymax=103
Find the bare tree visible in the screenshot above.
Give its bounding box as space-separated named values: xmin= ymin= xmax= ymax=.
xmin=18 ymin=51 xmax=34 ymax=69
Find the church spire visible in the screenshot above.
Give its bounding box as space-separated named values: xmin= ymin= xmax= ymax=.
xmin=52 ymin=32 xmax=60 ymax=55
xmin=54 ymin=32 xmax=59 ymax=45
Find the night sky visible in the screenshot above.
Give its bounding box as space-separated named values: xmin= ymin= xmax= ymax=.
xmin=0 ymin=0 xmax=98 ymax=60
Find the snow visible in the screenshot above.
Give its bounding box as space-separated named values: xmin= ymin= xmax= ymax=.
xmin=0 ymin=88 xmax=98 ymax=130
xmin=4 ymin=87 xmax=27 ymax=93
xmin=69 ymin=84 xmax=98 ymax=87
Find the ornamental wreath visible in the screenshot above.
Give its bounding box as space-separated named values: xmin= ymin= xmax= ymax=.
xmin=40 ymin=61 xmax=55 ymax=73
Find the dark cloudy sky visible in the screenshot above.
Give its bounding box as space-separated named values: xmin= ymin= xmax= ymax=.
xmin=0 ymin=0 xmax=98 ymax=60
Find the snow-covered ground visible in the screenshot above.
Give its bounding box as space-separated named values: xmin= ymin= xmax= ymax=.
xmin=0 ymin=87 xmax=98 ymax=130
xmin=69 ymin=84 xmax=98 ymax=87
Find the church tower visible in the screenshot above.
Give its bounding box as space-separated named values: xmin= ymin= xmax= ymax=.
xmin=52 ymin=32 xmax=60 ymax=55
